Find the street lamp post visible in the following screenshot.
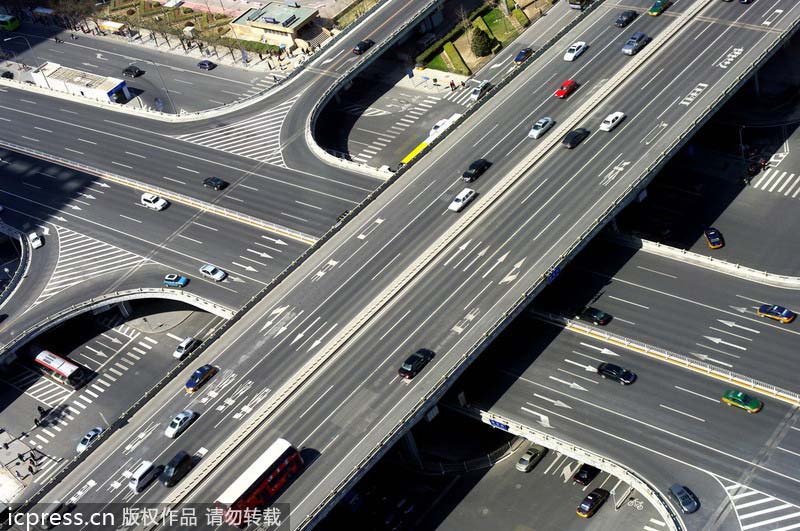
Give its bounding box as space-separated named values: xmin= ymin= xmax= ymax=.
xmin=3 ymin=36 xmax=51 ymax=89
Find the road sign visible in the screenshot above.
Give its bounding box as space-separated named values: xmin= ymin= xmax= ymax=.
xmin=489 ymin=419 xmax=509 ymax=431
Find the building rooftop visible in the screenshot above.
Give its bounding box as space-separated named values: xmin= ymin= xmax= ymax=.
xmin=40 ymin=62 xmax=123 ymax=92
xmin=233 ymin=2 xmax=317 ymax=30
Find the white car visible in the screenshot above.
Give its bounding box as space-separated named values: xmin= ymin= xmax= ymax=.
xmin=528 ymin=117 xmax=554 ymax=139
xmin=28 ymin=232 xmax=43 ymax=249
xmin=140 ymin=192 xmax=169 ymax=211
xmin=599 ymin=111 xmax=626 ymax=132
xmin=429 ymin=118 xmax=451 ymax=139
xmin=563 ymin=41 xmax=587 ymax=62
xmin=448 ymin=188 xmax=477 ymax=212
xmin=164 ymin=410 xmax=196 ymax=439
xmin=76 ymin=427 xmax=103 ymax=454
xmin=199 ymin=264 xmax=227 ymax=281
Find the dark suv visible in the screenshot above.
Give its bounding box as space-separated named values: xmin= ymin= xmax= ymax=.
xmin=462 ymin=159 xmax=490 ymax=182
xmin=398 ymin=349 xmax=434 ymax=379
xmin=122 ymin=65 xmax=143 ymax=78
xmin=352 ymin=39 xmax=374 ymax=55
xmin=203 ymin=176 xmax=228 ymax=190
xmin=615 ymin=10 xmax=637 ymax=27
xmin=161 ymin=451 xmax=192 ymax=487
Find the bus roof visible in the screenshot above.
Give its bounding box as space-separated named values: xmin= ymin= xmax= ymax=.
xmin=35 ymin=350 xmax=79 ymax=378
xmin=216 ymin=438 xmax=293 ymax=505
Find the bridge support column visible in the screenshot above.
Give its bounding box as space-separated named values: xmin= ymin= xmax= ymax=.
xmin=753 ymin=70 xmax=760 ymax=97
xmin=118 ymin=301 xmax=132 ymax=318
xmin=401 ymin=431 xmax=422 ymax=469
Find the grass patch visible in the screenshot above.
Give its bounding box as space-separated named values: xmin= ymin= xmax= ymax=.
xmin=426 ymin=53 xmax=449 ymax=72
xmin=444 ymin=42 xmax=471 ymax=76
xmin=512 ymin=8 xmax=530 ymax=27
xmin=334 ymin=0 xmax=380 ymax=29
xmin=483 ymin=8 xmax=518 ymax=45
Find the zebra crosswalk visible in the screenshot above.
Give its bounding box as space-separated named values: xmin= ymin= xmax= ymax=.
xmin=174 ymin=95 xmax=298 ymax=167
xmin=35 ymin=227 xmax=148 ymax=305
xmin=439 ymin=86 xmax=476 ymax=106
xmin=722 ymin=478 xmax=800 ymax=530
xmin=751 ymin=168 xmax=800 ymax=197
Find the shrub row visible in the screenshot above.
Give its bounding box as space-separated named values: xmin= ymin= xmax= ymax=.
xmin=443 ymin=42 xmax=470 ymax=76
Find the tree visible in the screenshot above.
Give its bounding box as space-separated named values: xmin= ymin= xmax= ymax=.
xmin=470 ymin=27 xmax=492 ymax=57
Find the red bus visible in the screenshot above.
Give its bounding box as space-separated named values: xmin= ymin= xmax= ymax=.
xmin=216 ymin=438 xmax=303 ymax=526
xmin=33 ymin=350 xmax=87 ymax=389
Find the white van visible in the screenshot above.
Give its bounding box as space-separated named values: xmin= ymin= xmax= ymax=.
xmin=173 ymin=337 xmax=199 ymax=360
xmin=129 ymin=460 xmax=158 ymax=493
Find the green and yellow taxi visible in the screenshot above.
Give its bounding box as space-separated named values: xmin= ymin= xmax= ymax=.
xmin=721 ymin=389 xmax=762 ymax=413
xmin=648 ymin=0 xmax=668 ymax=16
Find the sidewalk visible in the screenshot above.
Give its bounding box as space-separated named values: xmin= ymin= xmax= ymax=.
xmin=0 ymin=429 xmax=56 ymax=503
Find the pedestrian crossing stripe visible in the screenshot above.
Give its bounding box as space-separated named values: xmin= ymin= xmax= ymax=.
xmin=751 ymin=168 xmax=800 ymax=197
xmin=719 ymin=477 xmax=800 ymax=531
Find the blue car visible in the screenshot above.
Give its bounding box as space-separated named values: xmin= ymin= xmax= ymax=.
xmin=164 ymin=274 xmax=189 ymax=288
xmin=185 ymin=364 xmax=218 ymax=393
xmin=514 ymin=48 xmax=533 ymax=64
xmin=756 ymin=304 xmax=796 ymax=323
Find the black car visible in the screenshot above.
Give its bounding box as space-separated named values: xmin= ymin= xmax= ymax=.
xmin=398 ymin=349 xmax=434 ymax=379
xmin=122 ymin=65 xmax=143 ymax=78
xmin=203 ymin=176 xmax=228 ymax=190
xmin=462 ymin=159 xmax=490 ymax=182
xmin=615 ymin=10 xmax=638 ymax=27
xmin=160 ymin=451 xmax=192 ymax=487
xmin=197 ymin=60 xmax=217 ymax=70
xmin=575 ymin=307 xmax=612 ymax=325
xmin=597 ymin=362 xmax=636 ymax=385
xmin=573 ymin=464 xmax=600 ymax=486
xmin=1 ymin=71 xmax=13 ymax=79
xmin=562 ymin=128 xmax=590 ymax=149
xmin=352 ymin=39 xmax=375 ymax=55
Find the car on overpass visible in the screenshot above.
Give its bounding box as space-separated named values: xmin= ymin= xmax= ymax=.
xmin=352 ymin=39 xmax=375 ymax=55
xmin=576 ymin=488 xmax=609 ymax=518
xmin=165 ymin=410 xmax=197 ymax=439
xmin=462 ymin=159 xmax=490 ymax=182
xmin=203 ymin=176 xmax=228 ymax=191
xmin=597 ymin=363 xmax=636 ymax=385
xmin=398 ymin=349 xmax=434 ymax=379
xmin=554 ymin=79 xmax=578 ymax=98
xmin=200 ymin=264 xmax=227 ymax=282
xmin=575 ymin=307 xmax=612 ymax=325
xmin=622 ymin=32 xmax=651 ymax=55
xmin=185 ymin=364 xmax=218 ymax=393
xmin=514 ymin=47 xmax=533 ymax=64
xmin=599 ymin=112 xmax=626 ymax=132
xmin=721 ymin=389 xmax=762 ymax=413
xmin=648 ymin=0 xmax=669 ymax=16
xmin=563 ymin=41 xmax=587 ymax=62
xmin=615 ymin=10 xmax=637 ymax=27
xmin=140 ymin=192 xmax=169 ymax=211
xmin=561 ymin=128 xmax=590 ymax=149
xmin=164 ymin=274 xmax=189 ymax=288
xmin=703 ymin=227 xmax=724 ymax=249
xmin=529 ymin=117 xmax=554 ymax=139
xmin=756 ymin=304 xmax=796 ymax=323
xmin=448 ymin=188 xmax=477 ymax=212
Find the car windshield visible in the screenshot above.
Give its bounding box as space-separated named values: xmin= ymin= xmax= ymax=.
xmin=401 ymin=362 xmax=413 ymax=371
xmin=519 ymin=455 xmax=530 ymax=464
xmin=579 ymin=501 xmax=591 ymax=511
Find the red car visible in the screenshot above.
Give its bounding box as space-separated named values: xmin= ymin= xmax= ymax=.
xmin=554 ymin=79 xmax=578 ymax=98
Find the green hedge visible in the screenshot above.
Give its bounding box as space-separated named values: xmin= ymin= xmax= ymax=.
xmin=443 ymin=42 xmax=470 ymax=76
xmin=472 ymin=16 xmax=492 ymax=38
xmin=512 ymin=8 xmax=530 ymax=27
xmin=415 ymin=3 xmax=493 ymax=64
xmin=505 ymin=0 xmax=515 ymax=10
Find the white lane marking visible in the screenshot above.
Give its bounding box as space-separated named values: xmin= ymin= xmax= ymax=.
xmin=674 ymin=385 xmax=718 ymax=403
xmin=607 ymin=295 xmax=649 ymax=309
xmin=659 ymin=404 xmax=705 ymax=422
xmin=119 ymin=215 xmax=142 ymax=224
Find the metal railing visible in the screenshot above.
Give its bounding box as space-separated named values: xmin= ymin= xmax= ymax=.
xmin=0 ymin=222 xmax=29 ymax=314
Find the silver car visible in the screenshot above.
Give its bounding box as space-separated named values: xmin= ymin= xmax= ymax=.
xmin=199 ymin=264 xmax=227 ymax=282
xmin=164 ymin=410 xmax=196 ymax=439
xmin=529 ymin=117 xmax=554 ymax=139
xmin=76 ymin=427 xmax=103 ymax=454
xmin=515 ymin=444 xmax=547 ymax=472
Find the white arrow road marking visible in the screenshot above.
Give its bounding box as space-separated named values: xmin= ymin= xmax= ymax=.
xmin=321 ymin=50 xmax=344 ymax=64
xmin=482 ymin=252 xmax=508 ymax=278
xmin=95 ymin=181 xmax=110 ymax=188
xmin=259 ymin=306 xmax=288 ymax=332
xmin=261 ymin=235 xmax=288 ymax=245
xmin=520 ymin=406 xmax=551 ymax=428
xmin=549 ymin=376 xmax=588 ymax=391
xmin=247 ymin=248 xmax=273 ymax=259
xmin=695 ymin=343 xmax=741 ymax=359
xmin=69 ymin=479 xmax=96 ymax=505
xmin=453 ymin=240 xmax=481 ymax=269
xmin=703 ymin=336 xmax=747 ymax=351
xmin=561 ymin=461 xmax=579 ymax=481
xmin=76 ymin=193 xmax=96 ymax=200
xmin=309 ymin=322 xmax=337 ymax=352
xmin=292 ymin=316 xmax=320 ymax=345
xmin=564 ymin=359 xmax=596 ymax=372
xmin=578 ymin=343 xmax=619 ymax=357
xmin=688 ymin=351 xmax=733 ymax=367
xmin=490 ymin=62 xmax=504 ymax=69
xmin=717 ymin=320 xmax=760 ymax=334
xmin=463 ymin=246 xmax=488 ymax=272
xmin=708 ymin=326 xmax=753 ymax=341
xmin=232 ymin=262 xmax=257 ymax=272
xmin=444 ymin=239 xmax=472 ymax=266
xmin=533 ymin=393 xmax=572 ymax=409
xmin=500 ymin=257 xmax=525 ymax=284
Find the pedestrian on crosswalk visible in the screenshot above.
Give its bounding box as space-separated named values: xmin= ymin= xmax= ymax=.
xmin=450 ymin=80 xmax=456 ymax=91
